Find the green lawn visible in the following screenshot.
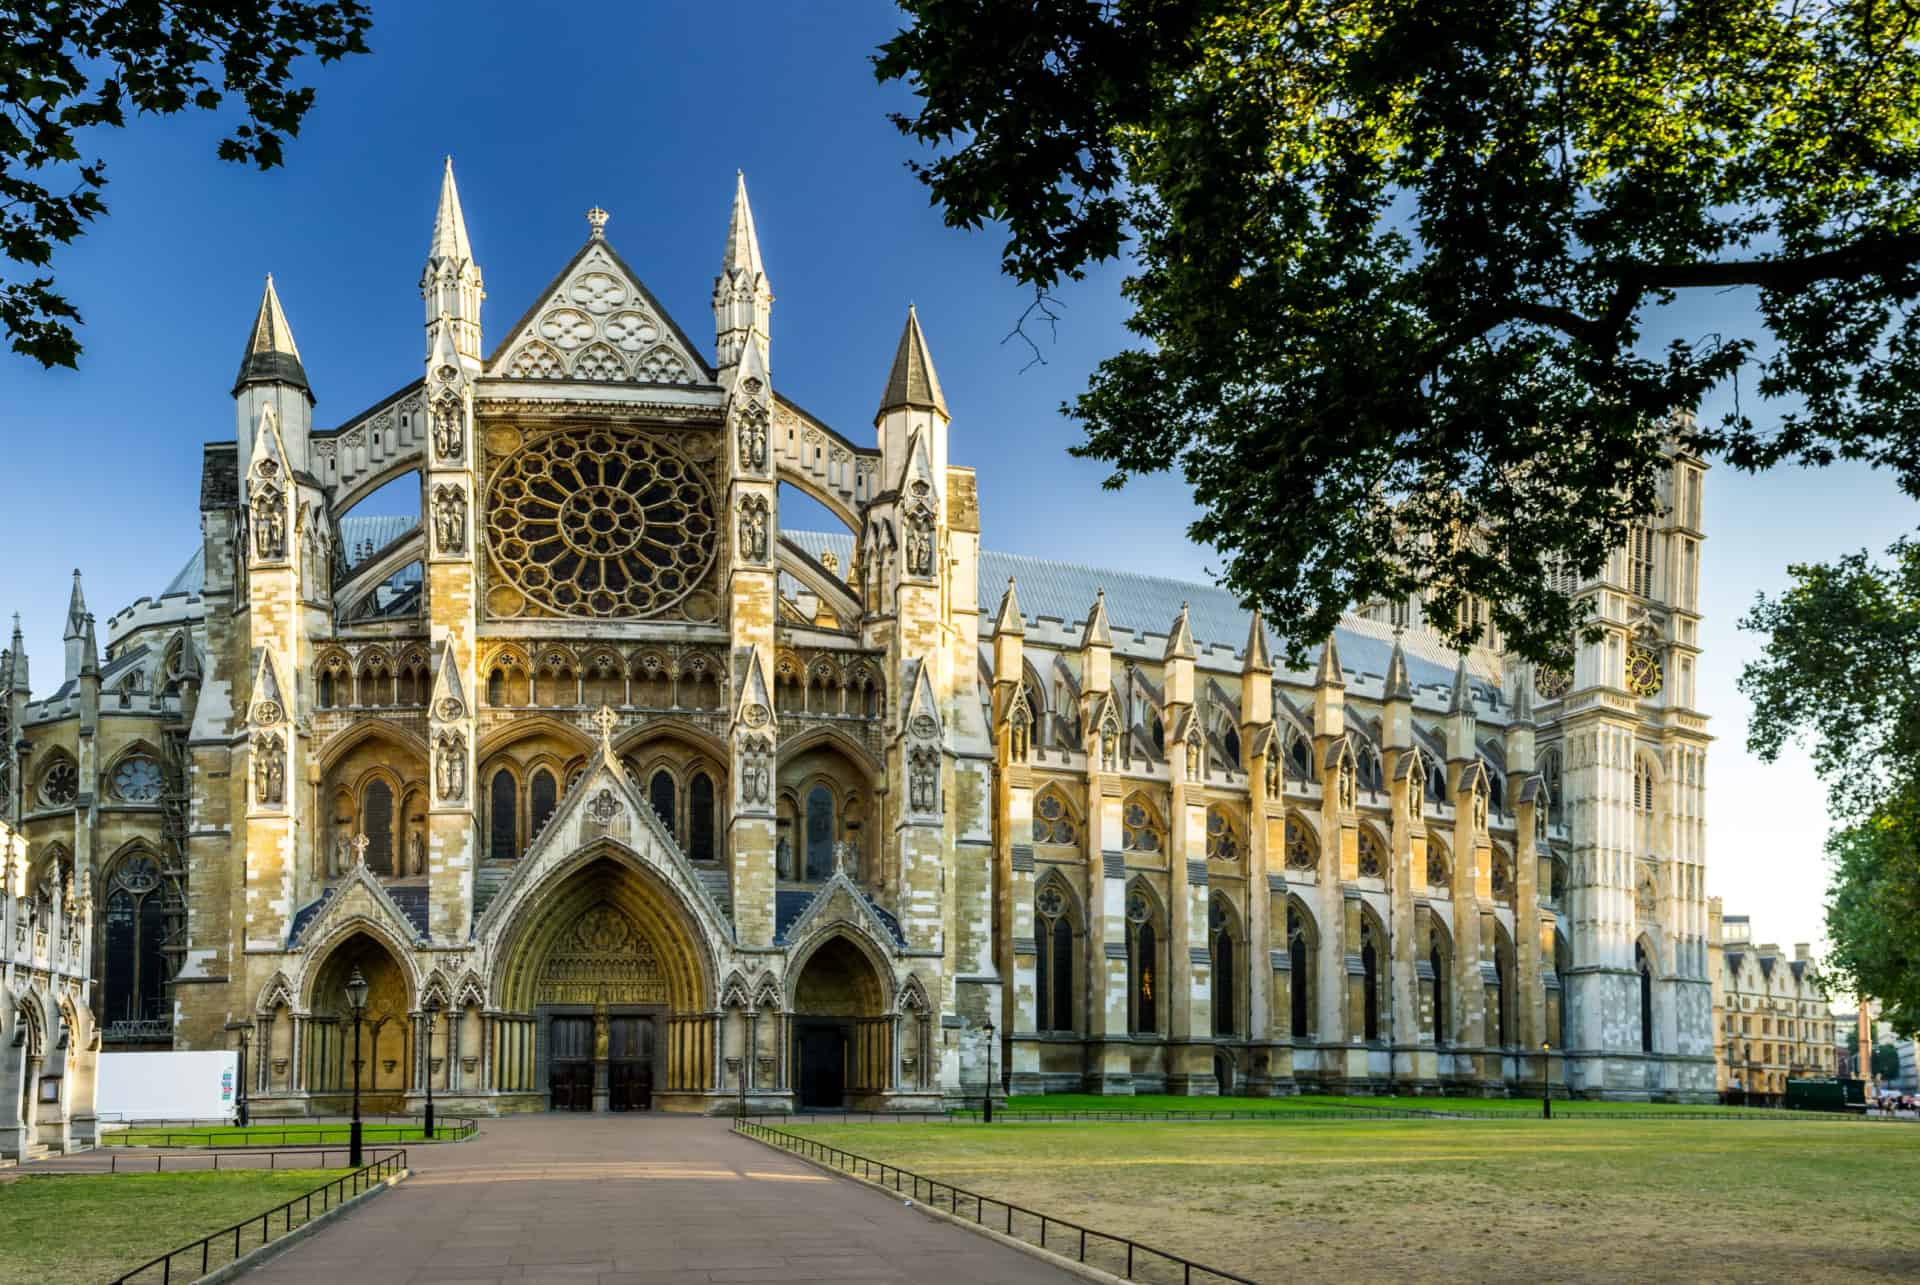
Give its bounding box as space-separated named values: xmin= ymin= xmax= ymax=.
xmin=0 ymin=1170 xmax=339 ymax=1284
xmin=107 ymin=1121 xmax=453 ymax=1147
xmin=988 ymin=1091 xmax=1791 ymax=1118
xmin=785 ymin=1116 xmax=1920 ymax=1283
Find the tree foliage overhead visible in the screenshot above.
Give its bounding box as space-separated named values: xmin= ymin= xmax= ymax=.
xmin=877 ymin=0 xmax=1920 ymax=665
xmin=1742 ymin=542 xmax=1920 ymax=1037
xmin=0 ymin=0 xmax=372 ymax=368
xmin=1823 ymin=806 xmax=1920 ymax=1040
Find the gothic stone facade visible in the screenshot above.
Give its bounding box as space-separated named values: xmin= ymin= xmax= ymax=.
xmin=0 ymin=162 xmax=1715 ymax=1112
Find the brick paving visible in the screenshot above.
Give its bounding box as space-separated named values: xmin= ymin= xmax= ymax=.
xmin=242 ymin=1114 xmax=1082 ymax=1284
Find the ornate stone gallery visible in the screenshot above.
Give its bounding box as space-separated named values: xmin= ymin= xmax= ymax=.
xmin=0 ymin=160 xmax=1716 ymax=1114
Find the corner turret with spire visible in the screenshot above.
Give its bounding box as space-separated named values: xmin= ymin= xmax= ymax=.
xmin=233 ymin=274 xmax=312 ymax=470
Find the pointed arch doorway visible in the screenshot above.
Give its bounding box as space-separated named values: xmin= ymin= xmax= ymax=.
xmin=495 ymin=852 xmax=717 ymax=1113
xmin=788 ymin=934 xmax=890 ymax=1110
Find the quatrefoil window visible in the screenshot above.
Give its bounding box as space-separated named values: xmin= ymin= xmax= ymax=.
xmin=486 ymin=427 xmax=718 ymax=619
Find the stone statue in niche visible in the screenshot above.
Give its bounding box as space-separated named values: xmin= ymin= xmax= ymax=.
xmin=738 ymin=495 xmax=769 ymax=562
xmin=251 ymin=480 xmax=285 ymax=561
xmin=738 ymin=407 xmax=767 ymax=470
xmin=740 ymin=734 xmax=771 ymax=804
xmin=433 ymin=485 xmax=467 ymax=555
xmin=1337 ymin=759 xmax=1357 ymax=812
xmin=254 ymin=732 xmax=284 ymax=805
xmin=1473 ymin=786 xmax=1488 ymax=832
xmin=432 ymin=392 xmax=464 ymax=461
xmin=904 ymin=511 xmax=933 ymax=577
xmin=909 ymin=746 xmax=937 ymax=812
xmin=436 ymin=731 xmax=467 ymax=802
xmin=333 ymin=833 xmax=352 ymax=878
xmin=408 ymin=829 xmax=425 ymax=876
xmin=1186 ymin=733 xmax=1202 ymax=783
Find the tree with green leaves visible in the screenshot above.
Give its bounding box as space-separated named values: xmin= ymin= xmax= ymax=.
xmin=1 ymin=1 xmax=372 ymax=368
xmin=877 ymin=0 xmax=1920 ymax=665
xmin=1872 ymin=1041 xmax=1904 ymax=1081
xmin=1742 ymin=541 xmax=1920 ymax=1039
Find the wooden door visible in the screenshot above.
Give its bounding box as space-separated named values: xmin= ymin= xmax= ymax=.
xmin=548 ymin=1016 xmax=593 ymax=1111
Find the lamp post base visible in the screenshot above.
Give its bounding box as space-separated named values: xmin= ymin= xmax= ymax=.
xmin=424 ymin=1103 xmax=435 ymax=1140
xmin=349 ymin=1120 xmax=363 ymax=1168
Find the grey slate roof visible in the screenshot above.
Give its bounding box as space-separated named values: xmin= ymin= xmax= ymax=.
xmin=782 ymin=530 xmax=1495 ymax=700
xmin=167 ymin=515 xmax=422 ymax=596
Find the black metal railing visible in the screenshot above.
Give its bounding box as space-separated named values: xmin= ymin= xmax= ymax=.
xmin=734 ymin=1119 xmax=1257 ymax=1284
xmin=101 ymin=1116 xmax=477 ymax=1147
xmin=75 ymin=1147 xmax=392 ymax=1174
xmin=109 ymin=1147 xmax=407 ymax=1283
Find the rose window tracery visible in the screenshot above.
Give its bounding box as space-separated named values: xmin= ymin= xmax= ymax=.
xmin=113 ymin=755 xmax=164 ymax=802
xmin=486 ymin=428 xmax=718 ymax=619
xmin=40 ymin=758 xmax=78 ymax=806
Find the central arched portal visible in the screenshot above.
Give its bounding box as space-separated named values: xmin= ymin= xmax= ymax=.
xmin=496 ymin=852 xmax=717 ymax=1113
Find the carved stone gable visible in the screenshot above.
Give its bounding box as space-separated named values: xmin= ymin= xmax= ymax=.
xmin=490 ymin=243 xmax=706 ymax=386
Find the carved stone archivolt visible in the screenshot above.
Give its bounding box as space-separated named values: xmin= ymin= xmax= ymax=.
xmin=485 ymin=427 xmax=719 ymax=619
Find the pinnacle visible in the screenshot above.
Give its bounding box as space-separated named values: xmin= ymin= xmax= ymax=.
xmin=430 ymin=156 xmax=474 ymax=264
xmin=233 ymin=274 xmax=310 ymax=399
xmin=723 ymin=171 xmax=765 ymax=278
xmin=876 ymin=305 xmax=948 ymax=421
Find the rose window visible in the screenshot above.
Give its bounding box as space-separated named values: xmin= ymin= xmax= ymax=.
xmin=486 ymin=428 xmax=718 ymax=619
xmin=40 ymin=758 xmax=78 ymax=806
xmin=113 ymin=755 xmax=164 ymax=802
xmin=1625 ymin=645 xmax=1663 ymax=698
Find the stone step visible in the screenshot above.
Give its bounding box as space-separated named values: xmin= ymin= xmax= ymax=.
xmin=694 ymin=865 xmax=732 ymax=917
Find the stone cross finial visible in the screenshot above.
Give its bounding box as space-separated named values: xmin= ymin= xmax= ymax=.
xmin=586 ymin=206 xmax=609 ymax=238
xmin=592 ymin=704 xmax=619 ymax=755
xmin=352 ymin=832 xmax=369 ymax=867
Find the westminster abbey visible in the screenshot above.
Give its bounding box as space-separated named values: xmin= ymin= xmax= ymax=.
xmin=0 ymin=161 xmax=1716 ymax=1116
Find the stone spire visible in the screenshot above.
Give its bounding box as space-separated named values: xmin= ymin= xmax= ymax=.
xmin=991 ymin=576 xmax=1026 ymax=638
xmin=876 ymin=305 xmax=948 ymax=422
xmin=428 ymin=155 xmax=473 ymax=265
xmin=1240 ymin=608 xmax=1274 ymax=756
xmin=1313 ymin=633 xmax=1344 ymax=689
xmin=1164 ymin=602 xmax=1196 ymax=662
xmin=8 ymin=613 xmax=25 ymax=692
xmin=1447 ymin=655 xmax=1474 ymax=715
xmin=232 ymin=274 xmax=310 ymax=401
xmin=715 ymin=171 xmax=772 ymax=372
xmin=1383 ymin=632 xmax=1414 ymax=703
xmin=1242 ymin=608 xmax=1273 ymax=673
xmin=422 ymin=156 xmax=484 ymax=364
xmin=1081 ymin=588 xmax=1113 ymax=650
xmin=63 ymin=569 xmax=88 ymax=681
xmin=80 ymin=614 xmax=98 ymax=679
xmin=1446 ymin=654 xmax=1477 ymax=761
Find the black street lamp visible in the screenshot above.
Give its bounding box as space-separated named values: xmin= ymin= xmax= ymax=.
xmin=1541 ymin=1040 xmax=1552 ymax=1120
xmin=422 ymin=997 xmax=438 ymax=1141
xmin=225 ymin=1021 xmax=252 ymax=1128
xmin=345 ymin=965 xmax=369 ymax=1167
xmin=982 ymin=1017 xmax=995 ymax=1124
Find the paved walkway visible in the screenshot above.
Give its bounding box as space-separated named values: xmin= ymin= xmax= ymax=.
xmin=243 ymin=1114 xmax=1081 ymax=1284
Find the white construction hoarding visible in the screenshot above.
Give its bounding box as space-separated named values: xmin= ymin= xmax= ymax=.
xmin=96 ymin=1051 xmax=239 ymax=1122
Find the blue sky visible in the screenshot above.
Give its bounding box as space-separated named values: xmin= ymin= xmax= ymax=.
xmin=1 ymin=2 xmax=1911 ymax=974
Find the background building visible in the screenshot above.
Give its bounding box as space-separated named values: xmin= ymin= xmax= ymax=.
xmin=0 ymin=163 xmax=1716 ymax=1110
xmin=0 ymin=818 xmax=98 ymax=1158
xmin=1709 ymin=900 xmax=1835 ymax=1101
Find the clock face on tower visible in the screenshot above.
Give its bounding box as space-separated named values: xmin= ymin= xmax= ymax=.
xmin=1626 ymin=644 xmax=1664 ymax=698
xmin=484 ymin=426 xmax=719 ymax=619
